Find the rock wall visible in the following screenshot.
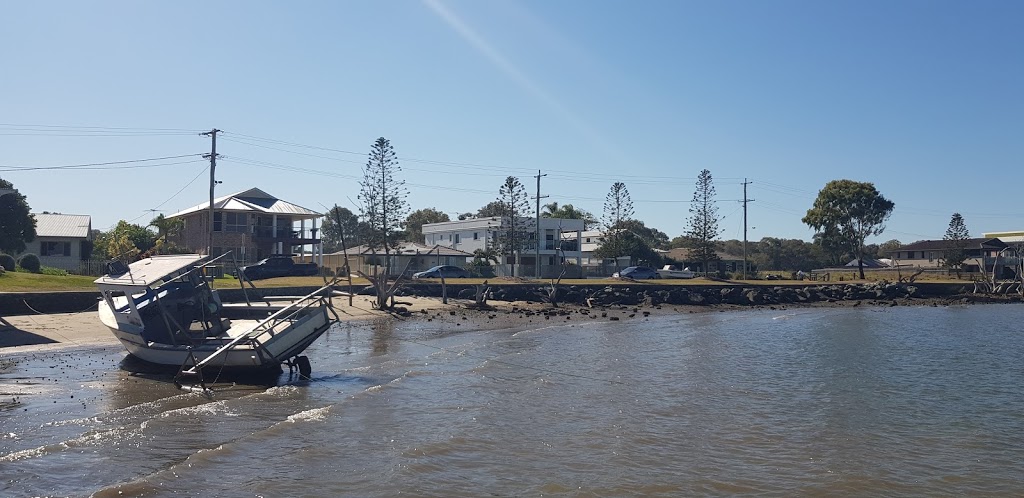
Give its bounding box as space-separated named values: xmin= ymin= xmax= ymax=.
xmin=396 ymin=282 xmax=987 ymax=307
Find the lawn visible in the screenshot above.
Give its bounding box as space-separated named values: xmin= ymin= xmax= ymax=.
xmin=0 ymin=271 xmax=98 ymax=292
xmin=0 ymin=270 xmax=969 ymax=294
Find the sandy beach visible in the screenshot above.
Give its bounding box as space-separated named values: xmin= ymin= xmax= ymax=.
xmin=0 ymin=295 xmax=463 ymax=353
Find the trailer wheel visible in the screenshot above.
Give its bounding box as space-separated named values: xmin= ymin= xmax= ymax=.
xmin=296 ymin=356 xmax=312 ymax=379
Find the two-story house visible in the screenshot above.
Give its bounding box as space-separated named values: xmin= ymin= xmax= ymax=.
xmin=167 ymin=188 xmax=322 ymax=267
xmin=422 ymin=217 xmax=584 ymax=278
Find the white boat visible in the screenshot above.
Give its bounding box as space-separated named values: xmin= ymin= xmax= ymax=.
xmin=656 ymin=265 xmax=696 ymax=279
xmin=95 ymin=254 xmax=337 ymax=383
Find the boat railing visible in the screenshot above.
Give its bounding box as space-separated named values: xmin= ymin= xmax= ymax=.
xmin=184 ymin=283 xmax=335 ymax=373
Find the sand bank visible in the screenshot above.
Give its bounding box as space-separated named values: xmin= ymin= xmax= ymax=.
xmin=0 ymin=295 xmax=460 ymax=353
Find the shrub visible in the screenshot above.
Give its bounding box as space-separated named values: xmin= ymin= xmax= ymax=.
xmin=18 ymin=253 xmax=41 ymax=272
xmin=468 ymin=260 xmax=496 ymax=278
xmin=0 ymin=254 xmax=15 ymax=271
xmin=40 ymin=266 xmax=69 ymax=276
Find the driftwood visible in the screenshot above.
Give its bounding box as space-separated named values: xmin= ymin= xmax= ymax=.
xmin=464 ymin=281 xmax=493 ymax=310
xmin=899 ymin=268 xmax=924 ymax=284
xmin=359 ymin=259 xmax=414 ymax=310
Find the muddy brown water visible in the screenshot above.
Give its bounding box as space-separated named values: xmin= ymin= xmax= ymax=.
xmin=3 ymin=305 xmax=1024 ymax=496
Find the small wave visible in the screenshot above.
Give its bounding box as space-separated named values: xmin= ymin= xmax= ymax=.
xmin=157 ymin=400 xmax=237 ymax=419
xmin=772 ymin=313 xmax=797 ymax=320
xmin=286 ymin=406 xmax=331 ymax=423
xmin=42 ymin=416 xmax=101 ymax=428
xmin=364 ymin=372 xmax=409 ymax=393
xmin=0 ymin=442 xmax=67 ymax=462
xmin=0 ymin=426 xmax=138 ymax=463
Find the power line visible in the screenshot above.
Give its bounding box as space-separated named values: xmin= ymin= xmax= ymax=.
xmin=0 ymin=154 xmax=204 ymax=172
xmin=220 ymin=130 xmax=746 ymax=183
xmin=0 ymin=123 xmax=206 ymax=133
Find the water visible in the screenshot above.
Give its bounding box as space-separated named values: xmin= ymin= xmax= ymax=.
xmin=3 ymin=305 xmax=1024 ymax=497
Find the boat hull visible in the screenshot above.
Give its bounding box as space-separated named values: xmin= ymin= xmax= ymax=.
xmin=104 ymin=307 xmax=332 ymax=369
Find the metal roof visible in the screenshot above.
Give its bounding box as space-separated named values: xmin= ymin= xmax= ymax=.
xmin=892 ymin=238 xmax=1001 ymax=252
xmin=94 ymin=254 xmax=203 ymax=288
xmin=167 ymin=188 xmax=321 ymax=220
xmin=33 ymin=213 xmax=92 ymax=239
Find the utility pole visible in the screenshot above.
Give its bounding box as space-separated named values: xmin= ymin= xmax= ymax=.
xmin=201 ymin=129 xmax=221 ymax=257
xmin=741 ymin=178 xmax=754 ymax=280
xmin=533 ymin=170 xmax=548 ymax=278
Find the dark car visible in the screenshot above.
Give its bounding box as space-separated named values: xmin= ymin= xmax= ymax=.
xmin=412 ymin=265 xmax=471 ymax=279
xmin=611 ymin=266 xmax=660 ymax=279
xmin=241 ymin=256 xmax=319 ymax=280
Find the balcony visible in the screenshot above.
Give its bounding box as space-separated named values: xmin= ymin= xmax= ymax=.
xmin=252 ymin=226 xmax=321 ymax=246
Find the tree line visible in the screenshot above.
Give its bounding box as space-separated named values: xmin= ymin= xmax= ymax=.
xmin=4 ymin=136 xmax=985 ymax=279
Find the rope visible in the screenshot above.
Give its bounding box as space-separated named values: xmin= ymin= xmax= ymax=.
xmin=21 ymin=299 xmax=98 ymax=315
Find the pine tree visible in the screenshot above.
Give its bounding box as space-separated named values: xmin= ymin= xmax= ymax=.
xmin=358 ymin=137 xmax=409 ymax=280
xmin=492 ymin=176 xmax=532 ymax=277
xmin=595 ymin=182 xmax=635 ymax=270
xmin=942 ymin=212 xmax=970 ymax=278
xmin=686 ymin=169 xmax=722 ymax=275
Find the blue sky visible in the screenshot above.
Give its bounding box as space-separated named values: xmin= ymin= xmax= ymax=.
xmin=1 ymin=0 xmax=1020 ymax=244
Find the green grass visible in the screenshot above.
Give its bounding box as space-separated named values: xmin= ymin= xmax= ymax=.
xmin=0 ymin=270 xmax=98 ymax=292
xmin=0 ymin=270 xmax=972 ymax=294
xmin=211 ymin=275 xmax=371 ymax=289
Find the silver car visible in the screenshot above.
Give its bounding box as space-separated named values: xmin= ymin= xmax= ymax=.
xmin=412 ymin=265 xmax=471 ymax=279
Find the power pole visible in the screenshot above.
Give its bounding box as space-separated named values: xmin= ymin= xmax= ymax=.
xmin=741 ymin=178 xmax=754 ymax=280
xmin=533 ymin=170 xmax=548 ymax=278
xmin=201 ymin=129 xmax=221 ymax=257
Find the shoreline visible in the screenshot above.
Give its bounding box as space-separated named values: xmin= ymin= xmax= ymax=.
xmin=2 ymin=288 xmax=1020 ymax=353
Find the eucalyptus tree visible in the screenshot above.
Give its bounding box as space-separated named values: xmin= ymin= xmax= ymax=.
xmin=0 ymin=178 xmax=36 ymax=254
xmin=802 ymin=179 xmax=894 ymax=279
xmin=404 ymin=208 xmax=450 ymax=243
xmin=492 ymin=176 xmax=532 ymax=277
xmin=685 ymin=169 xmax=722 ymax=274
xmin=320 ymin=206 xmax=365 ymax=252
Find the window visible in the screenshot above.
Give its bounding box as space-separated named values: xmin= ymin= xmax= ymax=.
xmin=213 ymin=212 xmax=222 ymax=232
xmin=454 ymin=234 xmax=460 ymax=243
xmin=473 ymin=232 xmax=478 ymax=240
xmin=225 ymin=212 xmax=248 ymax=233
xmin=41 ymin=241 xmax=71 ymax=256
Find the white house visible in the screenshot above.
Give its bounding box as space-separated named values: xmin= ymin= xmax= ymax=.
xmin=422 ymin=217 xmax=584 ymax=277
xmin=561 ymin=229 xmax=631 ymax=272
xmin=24 ymin=213 xmax=93 ymax=271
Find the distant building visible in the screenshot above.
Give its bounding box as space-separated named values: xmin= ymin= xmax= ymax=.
xmin=304 ymin=242 xmax=474 ymax=276
xmin=422 ymin=217 xmax=584 ymax=278
xmin=663 ymin=247 xmax=747 ymax=274
xmin=167 ymin=188 xmax=322 ymax=266
xmin=560 ymin=230 xmax=631 ymax=274
xmin=24 ymin=213 xmax=93 ymax=271
xmin=888 ymin=232 xmax=1023 ymax=276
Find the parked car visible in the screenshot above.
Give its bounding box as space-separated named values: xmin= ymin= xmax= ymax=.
xmin=241 ymin=256 xmax=319 ymax=280
xmin=611 ymin=266 xmax=660 ymax=279
xmin=412 ymin=265 xmax=471 ymax=279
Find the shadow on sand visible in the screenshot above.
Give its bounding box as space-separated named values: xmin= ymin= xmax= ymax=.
xmin=0 ymin=325 xmax=59 ymax=347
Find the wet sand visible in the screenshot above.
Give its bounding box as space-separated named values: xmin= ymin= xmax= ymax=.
xmin=0 ymin=291 xmax=978 ymax=355
xmin=0 ymin=295 xmax=466 ymax=353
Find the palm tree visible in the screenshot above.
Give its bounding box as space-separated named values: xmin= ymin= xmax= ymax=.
xmin=148 ymin=214 xmax=184 ymax=250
